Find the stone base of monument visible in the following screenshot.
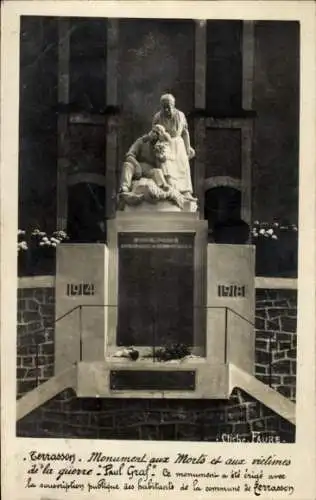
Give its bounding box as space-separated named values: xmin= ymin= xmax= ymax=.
xmin=76 ymin=360 xmax=230 ymax=399
xmin=123 ymin=199 xmax=197 ymax=213
xmin=54 ymin=244 xmax=109 ymax=374
xmin=54 ymin=235 xmax=255 ymax=399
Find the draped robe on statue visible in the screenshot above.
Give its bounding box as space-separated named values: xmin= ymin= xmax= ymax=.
xmin=152 ymin=109 xmax=193 ymax=194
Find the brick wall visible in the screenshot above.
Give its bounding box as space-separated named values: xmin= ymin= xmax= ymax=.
xmin=17 ymin=288 xmax=55 ymax=398
xmin=255 ymin=289 xmax=297 ymax=402
xmin=16 ymin=286 xmax=296 ymax=441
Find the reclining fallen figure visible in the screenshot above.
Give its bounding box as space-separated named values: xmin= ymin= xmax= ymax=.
xmin=119 ymin=124 xmax=193 ymax=209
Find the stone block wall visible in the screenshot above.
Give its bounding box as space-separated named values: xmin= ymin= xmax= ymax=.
xmin=17 ymin=288 xmax=55 ymax=398
xmin=16 ymin=285 xmax=297 ymax=441
xmin=16 ymin=388 xmax=294 ymax=442
xmin=255 ymin=289 xmax=297 ymax=402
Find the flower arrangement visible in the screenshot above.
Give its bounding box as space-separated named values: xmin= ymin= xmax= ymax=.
xmin=251 ymin=220 xmax=298 ymax=278
xmin=251 ymin=220 xmax=298 ymax=241
xmin=30 ymin=229 xmax=68 ymax=247
xmin=17 ymin=228 xmax=69 ymax=276
xmin=154 ymin=343 xmax=191 ymax=362
xmin=17 ymin=228 xmax=68 ymax=252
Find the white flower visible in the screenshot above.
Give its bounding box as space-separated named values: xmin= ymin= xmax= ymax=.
xmin=266 ymin=229 xmax=274 ymax=235
xmin=292 ymin=226 xmax=298 ymax=232
xmin=259 ymin=229 xmax=265 ymax=235
xmin=273 ymin=222 xmax=279 ymax=227
xmin=263 ymin=233 xmax=269 ymax=238
xmin=53 ymin=230 xmax=67 ymax=241
xmin=18 ymin=229 xmax=26 ymax=235
xmin=42 ymin=237 xmax=49 ymax=243
xmin=51 ymin=242 xmax=57 ymax=247
xmin=39 ymin=242 xmax=45 ymax=246
xmin=18 ymin=241 xmax=28 ymax=250
xmin=253 ymin=220 xmax=259 ymax=225
xmin=272 ymin=234 xmax=278 ymax=240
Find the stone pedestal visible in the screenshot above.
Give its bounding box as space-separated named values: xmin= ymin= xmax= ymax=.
xmin=122 ymin=199 xmax=197 ymax=213
xmin=53 ymin=219 xmax=256 ymax=399
xmin=55 ymin=244 xmax=109 ymax=374
xmin=206 ymin=244 xmax=255 ymax=373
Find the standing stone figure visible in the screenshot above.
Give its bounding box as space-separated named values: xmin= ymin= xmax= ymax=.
xmin=152 ymin=93 xmax=196 ymax=200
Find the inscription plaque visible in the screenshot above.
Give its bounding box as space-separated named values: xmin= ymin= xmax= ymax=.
xmin=110 ymin=370 xmax=196 ymax=391
xmin=117 ymin=232 xmax=195 ymax=346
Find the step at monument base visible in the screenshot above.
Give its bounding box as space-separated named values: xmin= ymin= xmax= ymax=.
xmin=16 ymin=362 xmax=296 ymax=425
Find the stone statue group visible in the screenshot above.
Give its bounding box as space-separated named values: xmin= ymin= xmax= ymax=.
xmin=119 ymin=94 xmax=197 ymax=210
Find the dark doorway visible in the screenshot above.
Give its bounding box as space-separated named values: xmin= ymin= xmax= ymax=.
xmin=204 ymin=186 xmax=241 ymax=224
xmin=67 ymin=182 xmax=106 ymax=242
xmin=204 ymin=187 xmax=249 ymax=244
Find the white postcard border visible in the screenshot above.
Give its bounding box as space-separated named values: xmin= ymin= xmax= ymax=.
xmin=1 ymin=1 xmax=316 ymax=499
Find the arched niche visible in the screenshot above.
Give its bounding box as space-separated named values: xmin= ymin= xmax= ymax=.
xmin=204 ymin=176 xmax=249 ymax=244
xmin=204 ymin=176 xmax=242 ymax=222
xmin=67 ymin=174 xmax=106 ymax=243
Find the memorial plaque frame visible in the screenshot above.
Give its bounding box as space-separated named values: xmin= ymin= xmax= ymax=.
xmin=110 ymin=370 xmax=196 ymax=391
xmin=117 ymin=231 xmax=195 ymax=346
xmin=106 ymin=213 xmax=208 ymax=356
